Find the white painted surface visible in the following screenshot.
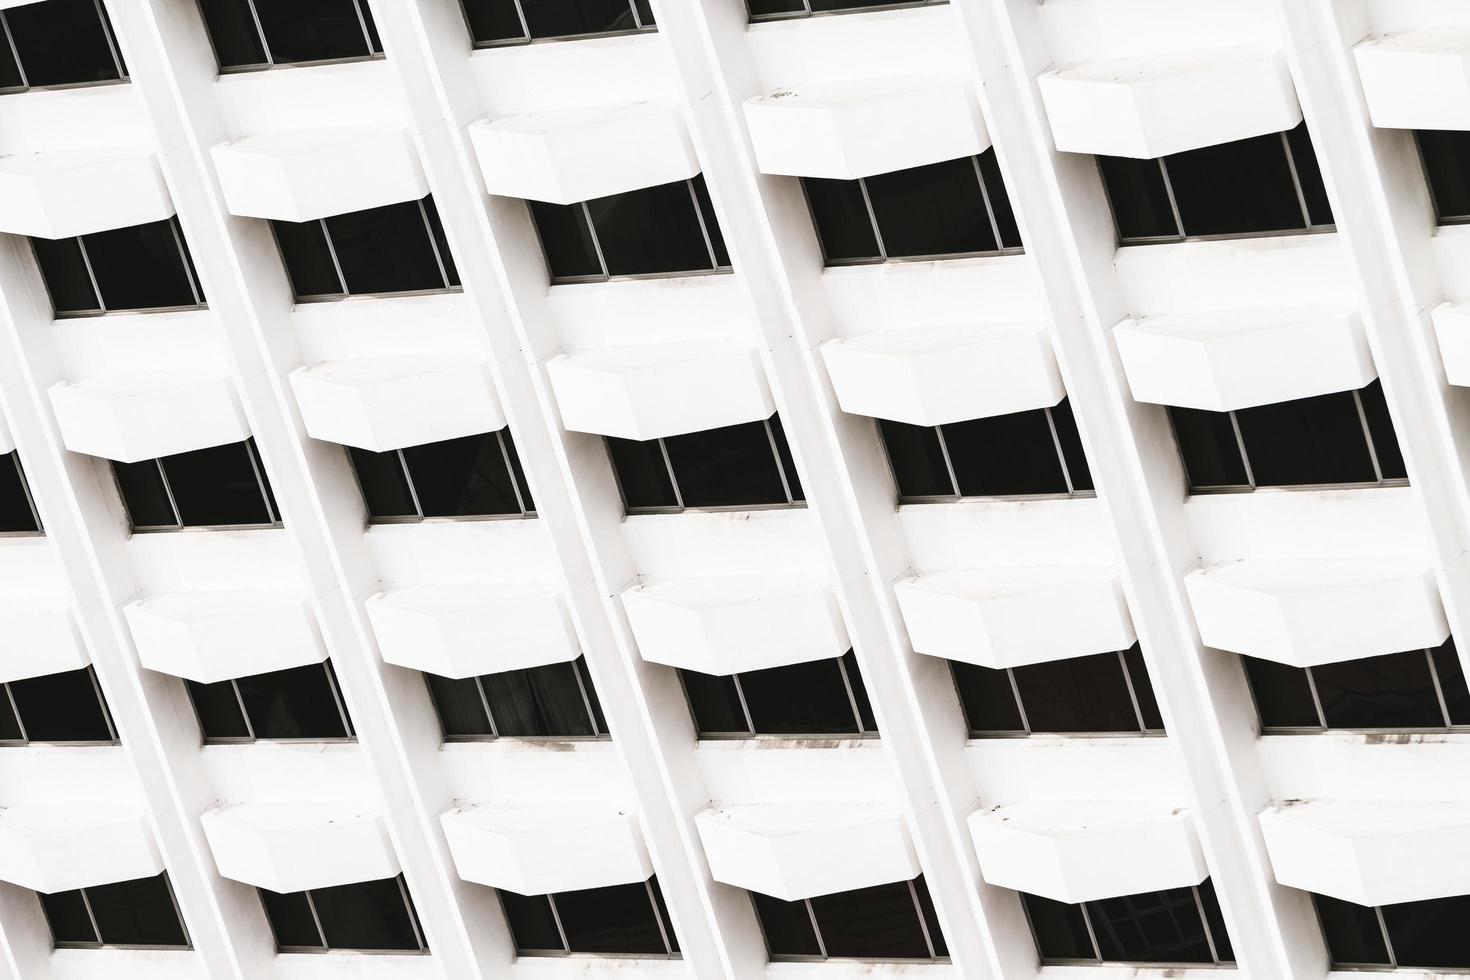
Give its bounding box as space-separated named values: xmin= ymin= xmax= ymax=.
xmin=0 ymin=149 xmax=172 ymax=239
xmin=126 ymin=590 xmax=324 ymax=684
xmin=47 ymin=372 xmax=249 ymax=464
xmin=441 ymin=802 xmax=651 ymax=895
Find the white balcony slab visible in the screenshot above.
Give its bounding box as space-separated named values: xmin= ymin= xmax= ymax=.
xmin=211 ymin=125 xmax=427 ymax=222
xmin=969 ymin=801 xmax=1205 ymax=905
xmin=1355 ymin=29 xmax=1470 ymax=131
xmin=366 ymin=583 xmax=578 ymax=680
xmin=48 ymin=371 xmax=249 ymax=464
xmin=0 ymin=806 xmax=161 ymax=894
xmin=1184 ymin=558 xmax=1448 ymax=667
xmin=1038 ymin=46 xmax=1301 ymax=159
xmin=441 ymin=803 xmax=650 ymax=896
xmin=1433 ymin=302 xmax=1470 ymax=390
xmin=126 ymin=591 xmax=323 ymax=685
xmin=743 ymin=73 xmax=989 ymax=180
xmin=290 ymin=356 xmax=505 ymax=453
xmin=470 ymin=101 xmax=698 ymax=205
xmin=0 ymin=149 xmax=173 ymax=240
xmin=894 ymin=567 xmax=1134 ymax=669
xmin=547 ymin=342 xmax=773 ymax=442
xmin=1115 ymin=307 xmax=1375 ymax=412
xmin=622 ymin=574 xmax=848 ymax=676
xmin=821 ymin=323 xmax=1062 ymax=427
xmin=0 ymin=1 xmax=47 ymax=8
xmin=201 ymin=803 xmax=398 ymax=894
xmin=0 ymin=596 xmax=86 ymax=684
xmin=696 ymin=803 xmax=917 ymax=902
xmin=1260 ymin=800 xmax=1470 ymax=907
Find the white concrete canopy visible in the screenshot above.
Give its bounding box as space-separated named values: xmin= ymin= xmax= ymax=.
xmin=48 ymin=371 xmax=250 ymax=464
xmin=895 ymin=566 xmax=1135 ymax=669
xmin=695 ymin=803 xmax=918 ymax=902
xmin=1184 ymin=558 xmax=1448 ymax=667
xmin=1433 ymin=302 xmax=1470 ymax=390
xmin=0 ymin=595 xmax=87 ymax=684
xmin=289 ymin=356 xmax=506 ymax=453
xmin=0 ymin=149 xmax=174 ymax=240
xmin=821 ymin=323 xmax=1064 ymax=427
xmin=0 ymin=806 xmax=161 ymax=894
xmin=125 ymin=590 xmax=324 ymax=685
xmin=742 ymin=73 xmax=990 ymax=180
xmin=1354 ymin=28 xmax=1470 ymax=131
xmin=210 ymin=125 xmax=428 ymax=222
xmin=547 ymin=342 xmax=774 ymax=442
xmin=366 ymin=583 xmax=579 ymax=680
xmin=1260 ymin=800 xmax=1470 ymax=907
xmin=969 ymin=801 xmax=1206 ymax=905
xmin=1114 ymin=307 xmax=1376 ymax=412
xmin=440 ymin=802 xmax=651 ymax=896
xmin=201 ymin=803 xmax=399 ymax=894
xmin=1038 ymin=46 xmax=1302 ymax=159
xmin=470 ymin=101 xmax=699 ymax=205
xmin=0 ymin=0 xmax=47 ymax=8
xmin=622 ymin=574 xmax=849 ymax=676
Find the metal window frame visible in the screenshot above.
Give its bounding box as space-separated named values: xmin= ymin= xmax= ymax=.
xmin=269 ymin=874 xmax=430 ymax=954
xmin=1310 ymin=895 xmax=1400 ymax=971
xmin=462 ymin=0 xmax=657 ymax=49
xmin=205 ymin=0 xmax=385 ymax=74
xmin=745 ymin=0 xmax=948 ymax=25
xmin=50 ymin=873 xmax=193 ymax=951
xmin=427 ymin=656 xmax=611 ymax=743
xmin=955 ymin=650 xmax=1167 ymax=740
xmin=186 ymin=661 xmax=356 ymax=745
xmin=1253 ymin=645 xmax=1470 ymax=736
xmin=615 ymin=416 xmax=806 ymax=517
xmin=1025 ymin=883 xmax=1231 ymax=968
xmin=758 ymin=876 xmax=949 ymax=963
xmin=0 ymin=0 xmax=129 ymax=95
xmin=118 ymin=439 xmax=282 ymax=534
xmin=37 ymin=216 xmax=209 ymax=320
xmin=348 ymin=430 xmax=537 ymax=526
xmin=0 ymin=451 xmax=44 ymax=536
xmin=507 ymin=879 xmax=681 ymax=958
xmin=276 ymin=197 xmax=459 ymax=302
xmin=679 ymin=653 xmax=878 ymax=741
xmin=0 ymin=665 xmax=120 ymax=748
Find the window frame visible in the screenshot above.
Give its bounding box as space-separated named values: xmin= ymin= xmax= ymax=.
xmin=745 ymin=0 xmax=947 ymax=24
xmin=198 ymin=0 xmax=384 ymax=74
xmin=608 ymin=416 xmax=804 ymax=516
xmin=346 ymin=430 xmax=536 ymax=526
xmin=1245 ymin=647 xmax=1470 ymax=735
xmin=45 ymin=874 xmax=192 ymax=951
xmin=32 ymin=217 xmax=207 ymax=318
xmin=954 ymin=647 xmax=1165 ymax=739
xmin=0 ymin=0 xmax=128 ymax=95
xmin=185 ymin=661 xmax=355 ymax=745
xmin=0 ymin=666 xmax=118 ymax=747
xmin=502 ymin=878 xmax=680 ymax=958
xmin=677 ymin=652 xmax=878 ymax=741
xmin=113 ymin=439 xmax=281 ymax=533
xmin=1313 ymin=895 xmax=1400 ymax=970
xmin=261 ymin=875 xmax=429 ymax=954
xmin=1022 ymin=884 xmax=1232 ymax=968
xmin=424 ymin=656 xmax=609 ymax=743
xmin=753 ymin=878 xmax=948 ymax=963
xmin=1414 ymin=129 xmax=1470 ymax=227
xmin=460 ymin=0 xmax=656 ymax=47
xmin=0 ymin=451 xmax=43 ymax=537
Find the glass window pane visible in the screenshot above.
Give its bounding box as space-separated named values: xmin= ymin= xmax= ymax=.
xmin=810 ymin=880 xmax=933 ymax=959
xmin=663 ymin=419 xmax=788 ymax=508
xmin=86 ymin=874 xmax=188 ymax=947
xmin=311 ymin=877 xmax=422 ymax=951
xmin=753 ymin=892 xmax=821 ymax=957
xmin=250 ymin=0 xmax=374 ymax=65
xmin=82 ymin=220 xmax=198 ymax=312
xmin=1315 ymin=894 xmax=1389 ymax=967
xmin=113 ymin=459 xmax=177 ymax=529
xmin=481 ymin=661 xmax=597 ymax=737
xmin=0 ymin=454 xmax=38 ymax=533
xmin=361 ymin=2 xmax=381 ymax=52
xmin=5 ymin=0 xmax=120 ymax=88
xmin=802 ymin=177 xmax=880 ymax=262
xmin=260 ymin=888 xmax=322 ymax=948
xmin=501 ymin=890 xmax=563 ymax=951
xmin=691 ymin=175 xmax=730 ymax=267
xmin=237 ymin=663 xmax=350 ymax=739
xmin=1380 ymin=894 xmax=1470 ymax=970
xmin=186 ymin=679 xmax=250 ymax=740
xmin=1313 ymin=649 xmax=1445 ymax=729
xmin=1419 ymin=128 xmax=1470 ymax=222
xmin=325 ymin=200 xmax=451 ymax=295
xmin=40 ymin=889 xmax=97 ymax=945
xmin=1165 ymin=131 xmax=1307 ymax=238
xmin=1123 ymin=644 xmax=1165 ymax=732
xmin=198 ymin=0 xmax=267 ymax=68
xmin=554 ymin=881 xmax=667 ymax=955
xmin=425 ymin=673 xmax=493 ymax=737
xmin=1024 ymin=892 xmax=1095 ymax=960
xmin=864 ymin=157 xmax=996 ymax=258
xmin=272 ymin=219 xmax=343 ymax=298
xmin=1285 ymin=121 xmax=1334 ymax=227
xmin=347 ymin=447 xmax=416 ymax=519
xmin=747 ymin=0 xmax=808 ymax=16
xmin=944 ymin=409 xmax=1068 ymax=497
xmin=680 ymin=670 xmax=749 ymax=736
xmin=649 ymin=876 xmax=677 ymax=952
xmin=163 ymin=441 xmax=273 ymax=528
xmin=1197 ymin=879 xmax=1233 ymax=963
xmin=1433 ymin=639 xmax=1470 ymax=726
xmin=461 ymin=0 xmax=528 ymax=43
xmin=11 ymin=668 xmax=112 ymax=742
xmin=31 ymin=237 xmax=100 ymax=314
xmin=1235 ymin=390 xmax=1378 ymax=487
xmin=951 ymin=662 xmax=1025 ymax=734
xmin=0 ymin=23 xmax=23 ymax=90
xmin=529 ymin=200 xmax=602 ymax=280
xmin=1088 ymin=886 xmax=1215 ymax=963
xmin=1012 ymin=653 xmax=1142 ymax=733
xmin=976 ymin=148 xmax=1022 ymax=249
xmin=878 ymin=420 xmax=953 ymax=499
xmin=1168 ymin=407 xmax=1250 ymax=490
xmin=1098 ymin=156 xmax=1178 ymax=241
xmin=1359 ymin=380 xmax=1407 ymax=480
xmin=519 ymin=0 xmax=639 ymax=39
xmin=607 ymin=436 xmax=677 ymax=510
xmin=1242 ymin=656 xmax=1321 ymax=729
xmin=913 ymin=876 xmax=947 ymax=958
xmin=586 ymin=179 xmax=714 ymax=277
xmin=1050 ymin=399 xmax=1093 ymax=492
xmin=402 ymin=432 xmax=522 ymax=518
xmin=739 ymin=657 xmax=861 ymax=735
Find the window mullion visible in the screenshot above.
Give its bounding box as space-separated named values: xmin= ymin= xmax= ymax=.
xmin=580 ymin=201 xmax=611 ymax=280
xmin=731 ymin=673 xmax=756 ymax=736
xmin=510 ymin=0 xmax=532 ymax=43
xmin=91 ymin=0 xmax=125 ymax=81
xmin=397 ymin=875 xmax=428 ymax=952
xmin=686 ymin=179 xmax=720 ymax=271
xmin=856 ymin=177 xmax=887 ymax=260
xmin=87 ymin=666 xmax=118 ymax=743
xmin=627 ymin=0 xmax=644 ymax=30
xmin=417 ymin=198 xmax=453 ymax=289
xmin=1079 ymin=901 xmax=1104 ymax=963
xmin=568 ymin=660 xmax=600 ymax=735
xmin=1042 ymin=405 xmax=1076 ymax=495
xmin=318 ymin=218 xmax=351 ymax=296
xmin=474 ymin=676 xmax=500 ymax=738
xmin=646 ymin=879 xmax=674 ymax=956
xmin=834 ymin=655 xmax=866 ymax=734
xmin=496 ymin=431 xmax=529 ymax=515
xmin=5 ymin=682 xmax=27 ymax=743
xmin=242 ymin=0 xmax=276 ymax=66
xmin=79 ymin=886 xmax=104 ymax=946
xmin=244 ymin=440 xmax=276 ymax=524
xmin=1191 ymin=884 xmax=1222 ymax=964
xmin=1156 ymin=158 xmax=1187 ymax=239
xmin=762 ymin=418 xmax=796 ymax=505
xmin=1005 ymin=668 xmax=1032 ymax=734
xmin=908 ymin=878 xmax=938 ymax=960
xmin=1278 ymin=130 xmax=1315 ymax=229
xmin=1227 ymin=410 xmax=1257 ymax=489
xmin=167 ymin=217 xmax=203 ymax=308
xmin=804 ymin=898 xmax=828 ymax=959
xmin=1350 ymin=388 xmax=1386 ymax=484
xmin=1115 ymin=649 xmax=1148 ymax=733
xmin=304 ymin=888 xmax=329 ymax=949
xmin=656 ymin=438 xmax=685 ymax=509
xmin=546 ymin=893 xmax=572 ymax=953
xmin=1426 ymin=648 xmax=1454 ymax=728
xmin=971 ymin=154 xmax=1007 ymax=251
xmin=931 ymin=424 xmax=962 ymax=499
xmin=1374 ymin=904 xmax=1397 ymax=968
xmin=349 ymin=0 xmax=375 ymax=56
xmin=1 ymin=15 xmax=28 ymax=90
xmin=396 ymin=449 xmax=426 ymax=519
xmin=154 ymin=457 xmax=185 ymax=528
xmin=1303 ymin=666 xmax=1329 ymax=730
xmin=15 ymin=457 xmax=42 ymax=531
xmin=231 ymin=678 xmax=256 ymax=740
xmin=75 ymin=235 xmax=107 ymax=313
xmin=322 ymin=662 xmax=354 ymax=738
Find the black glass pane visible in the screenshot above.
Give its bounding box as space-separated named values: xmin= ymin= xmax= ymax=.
xmin=1123 ymin=644 xmax=1165 ymax=732
xmin=1197 ymin=879 xmax=1233 ymax=963
xmin=1168 ymin=407 xmax=1249 ymax=490
xmin=1359 ymin=379 xmax=1407 ymax=480
xmin=163 ymin=441 xmax=272 ymax=528
xmin=649 ymin=876 xmax=677 ymax=952
xmin=260 ymin=888 xmax=322 ymax=948
xmin=810 ymin=880 xmax=933 ymax=959
xmin=865 ymin=157 xmax=995 ymax=258
xmin=501 ymin=890 xmax=562 ymax=951
xmin=185 ymin=679 xmax=250 ymax=739
xmin=1419 ymin=129 xmax=1470 ymax=222
xmin=362 ymin=3 xmax=381 ymax=52
xmin=607 ymin=436 xmax=677 ymax=510
xmin=633 ymin=0 xmax=654 ymax=26
xmin=1050 ymin=399 xmax=1093 ymax=492
xmin=422 ymin=197 xmax=459 ymax=287
xmin=347 ymin=447 xmax=416 ymax=519
xmin=1313 ymin=649 xmax=1445 ymax=729
xmin=1088 ymin=886 xmax=1215 ymax=963
xmin=82 ymin=220 xmax=199 ymax=311
xmin=663 ymin=419 xmax=788 ymax=508
xmin=1433 ymin=639 xmax=1470 ymax=726
xmin=845 ymin=651 xmax=878 ymax=732
xmin=250 ymin=0 xmax=375 ymax=65
xmin=1381 ymin=893 xmax=1470 ymax=970
xmin=913 ymin=876 xmax=947 ymax=958
xmin=1165 ymin=130 xmax=1306 ymax=237
xmin=809 ymin=0 xmax=918 ymax=9
xmin=5 ymin=0 xmax=120 ymax=88
xmin=41 ymin=889 xmax=97 ymax=945
xmin=1024 ymin=892 xmax=1095 ymax=960
xmin=1098 ymin=156 xmax=1178 ymax=241
xmin=586 ymin=179 xmax=714 ymax=277
xmin=462 ymin=0 xmax=527 ymax=43
xmin=879 ymin=420 xmax=953 ymax=499
xmin=0 ymin=23 xmax=23 ymax=89
xmin=402 ymin=432 xmax=522 ymax=517
xmin=529 ymin=200 xmax=602 ymax=280
xmin=803 ymin=177 xmax=880 ymax=262
xmin=426 ymin=673 xmax=493 ymax=737
xmin=1315 ymin=894 xmax=1390 ymax=967
xmin=311 ymin=877 xmax=422 ymax=951
xmin=747 ymin=0 xmax=807 ymax=16
xmin=951 ymin=662 xmax=1025 ymax=734
xmin=481 ymin=660 xmax=596 ymax=737
xmin=554 ymin=881 xmax=667 ymax=955
xmin=976 ymin=148 xmax=1021 ymax=249
xmin=520 ymin=0 xmax=639 ymax=39
xmin=1012 ymin=653 xmax=1141 ymax=733
xmin=739 ymin=657 xmax=860 ymax=735
xmin=680 ymin=670 xmax=749 ymax=735
xmin=1235 ymin=390 xmax=1378 ymax=487
xmin=768 ymin=415 xmax=803 ymax=502
xmin=944 ymin=409 xmax=1068 ymax=497
xmin=11 ymin=668 xmax=111 ymax=742
xmin=1242 ymin=656 xmax=1320 ymax=729
xmin=1285 ymin=121 xmax=1333 ymax=227
xmin=0 ymin=688 xmax=22 ymax=741
xmin=87 ymin=874 xmax=188 ymax=947
xmin=576 ymin=659 xmax=608 ymax=733
xmin=326 ymin=200 xmax=451 ymax=295
xmin=236 ymin=663 xmax=349 ymax=739
xmin=113 ymin=459 xmax=177 ymax=529
xmin=272 ymin=219 xmax=343 ymax=298
xmin=503 ymin=433 xmax=535 ymax=512
xmin=753 ymin=892 xmax=821 ymax=957
xmin=199 ymin=0 xmax=269 ymax=68
xmin=0 ymin=455 xmax=38 ymax=533
xmin=691 ymin=175 xmax=730 ymax=267
xmin=31 ymin=237 xmax=100 ymax=313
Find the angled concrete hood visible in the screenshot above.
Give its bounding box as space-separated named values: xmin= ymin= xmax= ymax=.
xmin=0 ymin=595 xmax=87 ymax=684
xmin=1355 ymin=28 xmax=1470 ymax=131
xmin=48 ymin=370 xmax=250 ymax=464
xmin=0 ymin=149 xmax=173 ymax=239
xmin=441 ymin=802 xmax=650 ymax=896
xmin=126 ymin=590 xmax=324 ymax=685
xmin=201 ymin=803 xmax=398 ymax=894
xmin=0 ymin=806 xmax=161 ymax=893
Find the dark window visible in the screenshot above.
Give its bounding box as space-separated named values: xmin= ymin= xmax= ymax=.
xmin=0 ymin=0 xmax=127 ymax=93
xmin=1416 ymin=130 xmax=1470 ymax=224
xmin=1024 ymin=880 xmax=1233 ymax=965
xmin=802 ymin=150 xmax=1021 ymax=264
xmin=680 ymin=650 xmax=877 ymax=737
xmin=608 ymin=414 xmax=803 ymax=513
xmin=113 ymin=439 xmax=280 ymax=531
xmin=273 ymin=196 xmax=458 ymax=299
xmin=1099 ymin=121 xmax=1333 ymax=244
xmin=1168 ymin=381 xmax=1406 ymax=492
xmin=0 ymin=452 xmax=41 ymax=533
xmin=879 ymin=398 xmax=1092 ymax=501
xmin=32 ymin=218 xmax=205 ymax=316
xmin=198 ymin=0 xmax=382 ymax=71
xmin=1244 ymin=639 xmax=1470 ymax=732
xmin=0 ymin=666 xmax=116 ymax=745
xmin=260 ymin=875 xmax=427 ymax=952
xmin=1316 ymin=891 xmax=1470 ymax=970
xmin=425 ymin=656 xmax=608 ymax=739
xmin=501 ymin=876 xmax=679 ymax=956
xmin=746 ymin=0 xmax=946 ymax=21
xmin=952 ymin=645 xmax=1164 ymax=736
xmin=42 ymin=873 xmax=190 ymax=949
xmin=528 ymin=176 xmax=730 ymax=283
xmin=346 ymin=428 xmax=534 ymax=522
xmin=754 ymin=875 xmax=947 ymax=961
xmin=461 ymin=0 xmax=655 ymax=45
xmin=185 ymin=661 xmax=353 ymax=742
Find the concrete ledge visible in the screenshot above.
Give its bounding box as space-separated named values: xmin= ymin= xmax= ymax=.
xmin=441 ymin=802 xmax=650 ymax=896
xmin=126 ymin=590 xmax=324 ymax=685
xmin=1355 ymin=28 xmax=1470 ymax=131
xmin=0 ymin=149 xmax=173 ymax=239
xmin=201 ymin=803 xmax=398 ymax=894
xmin=48 ymin=371 xmax=249 ymax=464
xmin=0 ymin=805 xmax=161 ymax=893
xmin=0 ymin=595 xmax=86 ymax=684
